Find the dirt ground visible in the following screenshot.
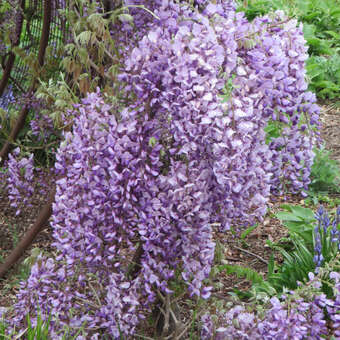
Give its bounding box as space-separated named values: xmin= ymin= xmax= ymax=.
xmin=319 ymin=103 xmax=340 ymax=163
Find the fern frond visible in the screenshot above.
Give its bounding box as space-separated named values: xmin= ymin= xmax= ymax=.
xmin=217 ymin=264 xmax=264 ymax=284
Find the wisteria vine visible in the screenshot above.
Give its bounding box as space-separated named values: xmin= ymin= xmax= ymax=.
xmin=2 ymin=0 xmax=325 ymax=338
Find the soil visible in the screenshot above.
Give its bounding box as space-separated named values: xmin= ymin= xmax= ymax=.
xmin=0 ymin=103 xmax=339 ymax=336
xmin=319 ymin=103 xmax=340 ymax=163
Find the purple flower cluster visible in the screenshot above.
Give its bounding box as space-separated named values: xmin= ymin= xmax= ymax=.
xmin=120 ymin=0 xmax=273 ymax=230
xmin=6 ymin=147 xmax=34 ymax=215
xmin=8 ymin=0 xmax=323 ymax=337
xmin=13 ymin=254 xmax=144 ymax=338
xmin=328 ymin=272 xmax=340 ymax=338
xmin=0 ymin=86 xmax=15 ymax=110
xmin=201 ymin=271 xmax=340 ymax=339
xmin=29 ymin=112 xmax=54 ymax=142
xmin=234 ymin=12 xmax=320 ymax=196
xmin=11 ymin=91 xmax=158 ymax=337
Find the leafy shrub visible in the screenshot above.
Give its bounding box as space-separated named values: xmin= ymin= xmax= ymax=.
xmin=222 ymin=205 xmax=340 ymax=297
xmin=309 ymin=146 xmax=340 ymax=193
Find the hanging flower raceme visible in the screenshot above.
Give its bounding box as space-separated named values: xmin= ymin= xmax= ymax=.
xmin=6 ymin=147 xmax=34 ymax=215
xmin=120 ymin=0 xmax=273 ymax=231
xmin=12 ymin=90 xmax=163 ymax=337
xmin=235 ymin=11 xmax=320 ymax=195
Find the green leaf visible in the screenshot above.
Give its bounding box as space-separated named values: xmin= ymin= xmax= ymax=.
xmin=276 ymin=211 xmax=301 ymax=221
xmin=289 ymin=206 xmax=315 ymax=221
xmin=303 ymin=23 xmax=316 ymax=39
xmin=241 ymin=224 xmax=258 ymax=240
xmin=330 ymin=8 xmax=340 ymax=17
xmin=268 ymin=254 xmax=274 ymax=276
xmin=76 ymin=31 xmax=92 ymax=46
xmin=306 ymin=63 xmax=323 ymax=79
xmin=324 ymin=30 xmax=340 ymax=40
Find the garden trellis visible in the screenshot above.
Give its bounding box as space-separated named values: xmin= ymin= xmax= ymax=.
xmin=0 ymin=0 xmax=67 ymax=277
xmin=0 ymin=0 xmax=67 ymax=99
xmin=0 ymin=0 xmax=67 ymax=161
xmin=0 ymin=0 xmax=123 ymax=278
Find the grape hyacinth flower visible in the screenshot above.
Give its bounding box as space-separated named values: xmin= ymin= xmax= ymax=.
xmin=314 ymin=205 xmax=340 ymax=272
xmin=313 ymin=224 xmax=323 ymax=271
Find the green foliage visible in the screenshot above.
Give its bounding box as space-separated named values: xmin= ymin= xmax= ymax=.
xmin=306 ymin=55 xmax=340 ymax=100
xmin=36 ymin=75 xmax=79 ymax=129
xmin=275 ymin=204 xmax=315 ymax=245
xmin=0 ymin=313 xmax=52 ymax=340
xmin=239 ymin=224 xmax=258 ymax=248
xmin=264 ymin=119 xmax=282 ymax=144
xmin=0 ymin=320 xmax=7 ymax=340
xmin=223 ymin=204 xmax=339 ymax=299
xmin=25 ymin=313 xmax=52 ymax=340
xmin=309 ymin=146 xmax=340 ymax=193
xmin=0 ymin=312 xmax=85 ymax=340
xmin=305 ymin=192 xmax=340 ymax=207
xmin=240 ymin=224 xmax=258 ymax=240
xmin=266 ymin=237 xmax=316 ymax=292
xmin=270 ymin=204 xmax=340 ymax=291
xmin=217 ymin=263 xmax=265 ymax=285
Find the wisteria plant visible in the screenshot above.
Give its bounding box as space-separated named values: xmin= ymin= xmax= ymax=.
xmin=0 ymin=0 xmax=329 ymax=338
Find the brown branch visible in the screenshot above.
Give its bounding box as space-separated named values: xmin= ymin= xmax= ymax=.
xmin=0 ymin=54 xmax=16 ymax=97
xmin=234 ymin=245 xmax=268 ymax=265
xmin=127 ymin=242 xmax=144 ymax=279
xmin=37 ymin=0 xmax=52 ymax=67
xmin=0 ymin=188 xmax=55 ymax=279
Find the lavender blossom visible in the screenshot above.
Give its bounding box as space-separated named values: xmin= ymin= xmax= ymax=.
xmin=6 ymin=148 xmax=34 ymax=215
